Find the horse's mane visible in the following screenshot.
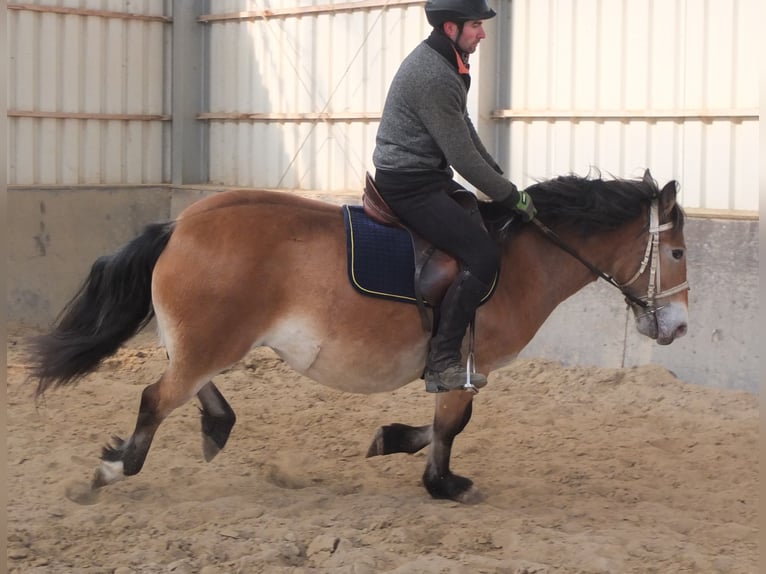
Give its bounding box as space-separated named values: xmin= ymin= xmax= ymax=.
xmin=480 ymin=171 xmax=684 ymax=241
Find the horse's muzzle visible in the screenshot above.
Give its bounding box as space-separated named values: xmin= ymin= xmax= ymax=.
xmin=635 ymin=301 xmax=688 ymax=344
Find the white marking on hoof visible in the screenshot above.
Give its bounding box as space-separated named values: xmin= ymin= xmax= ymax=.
xmin=93 ymin=460 xmax=126 ymax=488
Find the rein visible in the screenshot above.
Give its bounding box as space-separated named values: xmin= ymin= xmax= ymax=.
xmin=530 ymin=198 xmax=689 ymax=313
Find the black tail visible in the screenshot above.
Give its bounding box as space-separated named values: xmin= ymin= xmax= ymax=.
xmin=29 ymin=221 xmax=176 ymax=396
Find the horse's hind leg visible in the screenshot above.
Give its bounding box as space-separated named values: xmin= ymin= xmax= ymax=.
xmin=92 ymin=367 xmax=208 ymax=489
xmin=197 ymin=381 xmax=236 ymax=462
xmin=422 ymin=391 xmax=481 ymax=504
xmin=92 ymin=380 xmax=163 ymax=488
xmin=366 ymin=423 xmax=433 ymax=457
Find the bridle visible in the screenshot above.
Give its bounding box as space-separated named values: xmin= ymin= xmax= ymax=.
xmin=531 ymin=197 xmax=689 ymax=315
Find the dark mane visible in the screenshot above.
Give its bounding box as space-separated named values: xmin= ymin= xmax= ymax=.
xmin=480 ymin=172 xmax=683 ymax=240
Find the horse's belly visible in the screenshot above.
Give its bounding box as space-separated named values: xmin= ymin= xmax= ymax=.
xmin=305 ymin=356 xmax=424 ymax=394
xmin=259 ymin=315 xmax=427 ymax=394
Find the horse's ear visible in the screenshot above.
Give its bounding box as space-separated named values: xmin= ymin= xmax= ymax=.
xmin=642 ymin=169 xmax=653 ymax=186
xmin=659 ymin=180 xmax=679 ymax=217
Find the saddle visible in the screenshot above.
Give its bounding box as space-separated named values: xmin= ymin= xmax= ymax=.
xmin=362 ymin=172 xmax=489 ymax=331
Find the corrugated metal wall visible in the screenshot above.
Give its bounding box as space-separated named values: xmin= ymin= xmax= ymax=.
xmin=202 ymin=0 xmax=758 ymax=210
xmin=8 ymin=0 xmax=759 ymax=211
xmin=7 ymin=1 xmax=170 ymax=185
xmin=495 ymin=0 xmax=759 ymax=211
xmin=204 ymin=0 xmax=426 ymax=191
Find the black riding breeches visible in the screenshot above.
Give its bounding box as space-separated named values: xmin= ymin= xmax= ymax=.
xmin=374 ymin=173 xmax=500 ymax=286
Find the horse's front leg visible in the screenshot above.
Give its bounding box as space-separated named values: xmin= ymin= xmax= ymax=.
xmin=423 ymin=390 xmax=481 ymax=504
xmin=365 ymin=423 xmax=433 ymax=457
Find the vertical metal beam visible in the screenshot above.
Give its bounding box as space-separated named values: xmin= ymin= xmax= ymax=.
xmin=171 ymin=0 xmax=208 ymax=185
xmin=475 ymin=10 xmax=500 ymax=169
xmin=1 ymin=0 xmax=8 ymax=217
xmin=490 ymin=0 xmax=512 ymax=169
xmin=1 ymin=2 xmax=10 ymax=450
xmin=461 ymin=8 xmax=501 ymax=194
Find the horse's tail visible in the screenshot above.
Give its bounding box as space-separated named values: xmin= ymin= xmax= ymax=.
xmin=29 ymin=221 xmax=176 ymax=397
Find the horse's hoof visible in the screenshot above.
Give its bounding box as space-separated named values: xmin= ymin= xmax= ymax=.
xmin=455 ymin=485 xmax=484 ymax=505
xmin=365 ymin=428 xmax=384 ymax=458
xmin=91 ymin=460 xmax=125 ymax=489
xmin=424 ymin=471 xmax=482 ymax=503
xmin=202 ymin=435 xmax=222 ymax=462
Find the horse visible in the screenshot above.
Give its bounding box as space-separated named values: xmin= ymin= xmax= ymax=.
xmin=27 ymin=169 xmax=689 ymax=504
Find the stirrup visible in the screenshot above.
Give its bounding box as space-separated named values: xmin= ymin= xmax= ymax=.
xmin=460 ymin=321 xmax=484 ymax=393
xmin=462 ymin=349 xmax=482 ymax=394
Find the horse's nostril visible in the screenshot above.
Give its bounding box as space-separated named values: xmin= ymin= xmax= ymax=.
xmin=676 ymin=324 xmax=688 ymax=338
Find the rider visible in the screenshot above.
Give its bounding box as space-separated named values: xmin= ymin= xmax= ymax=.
xmin=372 ymin=0 xmax=537 ymax=393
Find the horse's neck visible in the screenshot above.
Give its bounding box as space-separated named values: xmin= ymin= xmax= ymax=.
xmin=511 ymin=227 xmax=601 ymax=308
xmin=477 ymin=228 xmax=605 ymax=366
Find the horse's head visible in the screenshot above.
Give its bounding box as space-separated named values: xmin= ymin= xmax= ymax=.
xmin=486 ymin=169 xmax=690 ymax=345
xmin=498 ymin=166 xmax=689 ymax=345
xmin=619 ymin=171 xmax=689 ymax=345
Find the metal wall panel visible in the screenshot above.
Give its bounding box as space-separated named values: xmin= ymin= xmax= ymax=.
xmin=206 ymin=1 xmax=428 ymax=191
xmin=204 ymin=0 xmax=757 ymax=211
xmin=7 ymin=1 xmax=169 ymax=185
xmin=495 ymin=0 xmax=758 ymax=211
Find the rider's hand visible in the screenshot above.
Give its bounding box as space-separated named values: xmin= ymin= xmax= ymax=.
xmin=503 ymin=189 xmax=537 ymax=222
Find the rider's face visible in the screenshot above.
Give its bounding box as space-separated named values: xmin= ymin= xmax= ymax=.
xmin=445 ymin=20 xmax=486 ymax=54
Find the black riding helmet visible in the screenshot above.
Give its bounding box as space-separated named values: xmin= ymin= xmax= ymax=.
xmin=425 ymin=0 xmax=496 ymax=28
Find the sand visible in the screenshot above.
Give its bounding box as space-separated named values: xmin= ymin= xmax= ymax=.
xmin=7 ymin=329 xmax=758 ymax=573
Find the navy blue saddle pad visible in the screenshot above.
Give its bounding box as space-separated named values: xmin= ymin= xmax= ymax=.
xmin=342 ymin=204 xmax=422 ymax=304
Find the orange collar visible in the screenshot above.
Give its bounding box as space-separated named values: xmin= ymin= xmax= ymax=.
xmin=450 ymin=45 xmax=470 ymax=75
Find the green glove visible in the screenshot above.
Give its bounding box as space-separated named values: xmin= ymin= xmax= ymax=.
xmin=515 ymin=189 xmax=537 ymax=221
xmin=503 ymin=189 xmax=537 ymax=222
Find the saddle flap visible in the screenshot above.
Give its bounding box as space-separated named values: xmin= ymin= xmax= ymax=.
xmin=411 ymin=235 xmax=459 ymax=303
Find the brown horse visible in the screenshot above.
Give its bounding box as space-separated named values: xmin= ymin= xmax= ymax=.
xmin=28 ymin=170 xmax=689 ymax=503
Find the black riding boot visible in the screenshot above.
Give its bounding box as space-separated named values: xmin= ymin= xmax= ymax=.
xmin=425 ymin=270 xmax=490 ymax=393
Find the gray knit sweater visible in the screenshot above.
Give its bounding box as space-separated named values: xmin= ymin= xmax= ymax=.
xmin=373 ymin=40 xmax=517 ymax=202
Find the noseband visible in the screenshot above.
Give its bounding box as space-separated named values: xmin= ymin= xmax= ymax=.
xmin=532 ymin=197 xmax=689 ymax=315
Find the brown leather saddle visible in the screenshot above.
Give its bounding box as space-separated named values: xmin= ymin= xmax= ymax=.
xmin=362 ymin=172 xmax=490 ymax=331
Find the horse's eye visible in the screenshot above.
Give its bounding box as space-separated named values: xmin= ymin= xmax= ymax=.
xmin=671 ymin=249 xmax=684 ymax=260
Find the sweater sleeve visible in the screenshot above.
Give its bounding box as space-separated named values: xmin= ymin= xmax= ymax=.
xmin=466 ymin=114 xmax=503 ymax=175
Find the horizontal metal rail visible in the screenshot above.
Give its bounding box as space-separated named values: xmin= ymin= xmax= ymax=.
xmin=8 ymin=3 xmax=171 ymax=23
xmin=198 ymin=0 xmax=423 ymax=22
xmin=12 ymin=108 xmax=744 ymax=125
xmin=198 ymin=111 xmax=381 ymax=123
xmin=8 ymin=111 xmax=171 ymax=121
xmin=200 ymin=109 xmax=759 ymax=124
xmin=491 ymin=109 xmax=759 ymax=122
